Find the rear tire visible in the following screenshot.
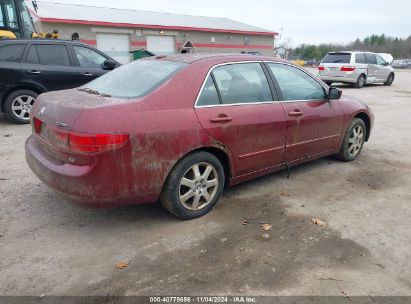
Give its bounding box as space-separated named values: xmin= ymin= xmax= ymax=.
xmin=336 ymin=118 xmax=366 ymax=162
xmin=384 ymin=73 xmax=394 ymax=86
xmin=160 ymin=152 xmax=225 ymax=220
xmin=353 ymin=75 xmax=366 ymax=89
xmin=4 ymin=89 xmax=38 ymax=124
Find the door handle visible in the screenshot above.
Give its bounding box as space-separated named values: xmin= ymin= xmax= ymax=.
xmin=28 ymin=70 xmax=40 ymax=74
xmin=82 ymin=72 xmax=93 ymax=77
xmin=288 ymin=109 xmax=303 ymax=117
xmin=209 ymin=115 xmax=232 ymax=123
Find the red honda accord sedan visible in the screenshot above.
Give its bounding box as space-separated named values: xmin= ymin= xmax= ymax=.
xmin=26 ymin=54 xmax=373 ymax=219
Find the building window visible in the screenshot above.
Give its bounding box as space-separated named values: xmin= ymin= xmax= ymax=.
xmin=244 ymin=36 xmax=251 ymax=45
xmin=211 ymin=36 xmax=215 ymax=43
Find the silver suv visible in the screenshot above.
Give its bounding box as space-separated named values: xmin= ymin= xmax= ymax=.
xmin=318 ymin=51 xmax=395 ymax=88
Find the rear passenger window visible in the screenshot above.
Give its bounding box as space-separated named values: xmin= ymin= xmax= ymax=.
xmin=211 ymin=63 xmax=273 ymax=104
xmin=355 ymin=53 xmax=366 ymax=64
xmin=365 ymin=53 xmax=377 ymax=65
xmin=0 ymin=44 xmax=25 ymax=61
xmin=197 ymin=75 xmax=220 ymax=106
xmin=25 ymin=46 xmax=39 ymax=64
xmin=36 ymin=44 xmax=71 ymax=66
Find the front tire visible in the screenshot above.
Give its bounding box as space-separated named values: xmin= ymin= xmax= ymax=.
xmin=160 ymin=152 xmax=225 ymax=219
xmin=4 ymin=89 xmax=38 ymax=124
xmin=353 ymin=75 xmax=366 ymax=89
xmin=336 ymin=118 xmax=366 ymax=162
xmin=384 ymin=73 xmax=394 ymax=86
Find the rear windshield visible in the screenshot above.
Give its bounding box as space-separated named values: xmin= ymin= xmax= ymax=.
xmin=322 ymin=53 xmax=351 ymax=64
xmin=79 ymin=60 xmax=187 ymax=99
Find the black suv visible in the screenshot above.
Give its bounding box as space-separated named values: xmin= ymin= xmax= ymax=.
xmin=0 ymin=39 xmax=119 ymax=123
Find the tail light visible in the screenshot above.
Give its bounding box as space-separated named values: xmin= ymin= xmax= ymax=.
xmin=341 ymin=66 xmax=356 ymax=72
xmin=69 ymin=132 xmax=129 ymax=153
xmin=32 ymin=117 xmax=129 ymax=154
xmin=33 ymin=116 xmax=43 ymax=134
xmin=318 ymin=66 xmax=325 ymax=71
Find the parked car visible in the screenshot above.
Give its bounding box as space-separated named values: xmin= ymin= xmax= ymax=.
xmin=0 ymin=39 xmax=119 ymax=123
xmin=318 ymin=51 xmax=395 ymax=88
xmin=391 ymin=59 xmax=409 ymax=69
xmin=26 ymin=54 xmax=373 ymax=219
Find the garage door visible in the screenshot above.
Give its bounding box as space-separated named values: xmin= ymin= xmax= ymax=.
xmin=146 ymin=36 xmax=175 ymax=55
xmin=96 ymin=33 xmax=130 ymax=64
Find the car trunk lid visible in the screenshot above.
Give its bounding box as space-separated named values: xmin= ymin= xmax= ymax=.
xmin=31 ymin=88 xmax=130 ymax=158
xmin=32 ymin=88 xmax=121 ymax=130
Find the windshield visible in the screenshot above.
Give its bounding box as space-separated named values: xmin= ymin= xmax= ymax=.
xmin=17 ymin=0 xmax=35 ymax=37
xmin=79 ymin=60 xmax=187 ymax=99
xmin=322 ymin=53 xmax=351 ymax=64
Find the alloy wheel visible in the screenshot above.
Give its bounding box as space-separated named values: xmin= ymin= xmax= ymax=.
xmin=347 ymin=125 xmax=364 ymax=157
xmin=179 ymin=162 xmax=219 ymax=211
xmin=11 ymin=95 xmax=35 ymax=121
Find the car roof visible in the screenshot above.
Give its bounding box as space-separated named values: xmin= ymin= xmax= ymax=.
xmin=328 ymin=51 xmax=378 ymax=54
xmin=0 ymin=38 xmax=90 ymax=45
xmin=144 ymin=53 xmax=286 ymax=64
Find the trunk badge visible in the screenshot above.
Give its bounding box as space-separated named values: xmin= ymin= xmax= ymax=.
xmin=39 ymin=106 xmax=46 ymax=116
xmin=56 ymin=122 xmax=69 ymax=128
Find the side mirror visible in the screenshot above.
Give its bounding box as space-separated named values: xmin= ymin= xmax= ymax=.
xmin=328 ymin=87 xmax=342 ymax=100
xmin=101 ymin=59 xmax=117 ymax=70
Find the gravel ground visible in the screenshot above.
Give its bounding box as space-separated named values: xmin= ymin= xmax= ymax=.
xmin=0 ymin=68 xmax=410 ymax=296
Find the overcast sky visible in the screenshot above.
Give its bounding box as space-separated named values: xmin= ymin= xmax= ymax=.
xmin=37 ymin=0 xmax=411 ymax=46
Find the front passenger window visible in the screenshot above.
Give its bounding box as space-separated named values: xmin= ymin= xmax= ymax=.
xmin=73 ymin=46 xmax=107 ymax=68
xmin=268 ymin=63 xmax=326 ymax=101
xmin=376 ymin=55 xmax=386 ymax=66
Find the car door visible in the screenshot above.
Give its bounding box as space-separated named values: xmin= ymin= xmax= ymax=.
xmin=21 ymin=43 xmax=80 ymax=91
xmin=376 ymin=54 xmax=390 ymax=81
xmin=0 ymin=43 xmax=27 ymax=92
xmin=70 ymin=44 xmax=111 ymax=86
xmin=194 ymin=62 xmax=287 ymax=176
xmin=365 ymin=53 xmax=378 ymax=83
xmin=266 ymin=62 xmax=344 ymax=163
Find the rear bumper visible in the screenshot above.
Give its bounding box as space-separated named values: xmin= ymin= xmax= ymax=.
xmin=25 ymin=136 xmax=158 ymax=208
xmin=320 ymin=74 xmax=358 ymax=84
